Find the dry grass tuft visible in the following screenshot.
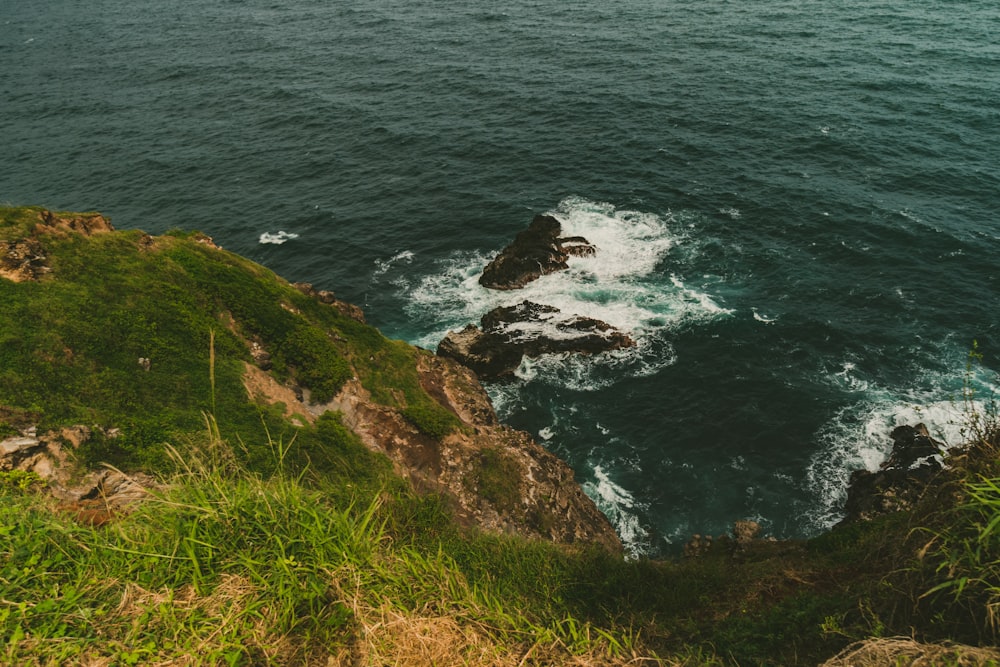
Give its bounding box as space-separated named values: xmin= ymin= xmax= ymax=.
xmin=328 ymin=600 xmax=663 ymax=667
xmin=821 ymin=637 xmax=1000 ymax=666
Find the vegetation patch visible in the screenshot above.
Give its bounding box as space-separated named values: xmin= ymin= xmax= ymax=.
xmin=472 ymin=448 xmax=523 ymax=513
xmin=0 ymin=205 xmax=456 ymax=479
xmin=4 ymin=206 xmax=1000 ymax=665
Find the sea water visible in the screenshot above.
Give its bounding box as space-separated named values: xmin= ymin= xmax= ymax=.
xmin=3 ymin=0 xmax=998 ymax=555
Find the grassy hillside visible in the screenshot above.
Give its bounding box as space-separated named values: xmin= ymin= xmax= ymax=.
xmin=0 ymin=205 xmax=458 ymax=476
xmin=2 ymin=205 xmax=1000 ymax=665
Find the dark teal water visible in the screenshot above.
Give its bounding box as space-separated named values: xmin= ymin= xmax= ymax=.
xmin=3 ymin=0 xmax=999 ymax=554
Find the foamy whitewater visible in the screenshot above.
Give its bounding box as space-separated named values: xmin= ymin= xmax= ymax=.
xmin=4 ymin=0 xmax=998 ymax=555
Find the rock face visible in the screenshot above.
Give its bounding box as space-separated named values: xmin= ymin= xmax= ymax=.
xmin=479 ymin=214 xmax=596 ymax=290
xmin=310 ymin=353 xmax=623 ymax=552
xmin=0 ymin=426 xmax=155 ymax=525
xmin=1 ymin=210 xmax=114 ymax=282
xmin=840 ymin=423 xmax=945 ymax=525
xmin=437 ymin=300 xmax=635 ymax=379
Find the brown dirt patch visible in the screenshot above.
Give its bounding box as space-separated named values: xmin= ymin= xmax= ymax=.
xmin=241 ymin=362 xmax=314 ymax=426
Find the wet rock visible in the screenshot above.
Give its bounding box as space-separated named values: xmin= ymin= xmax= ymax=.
xmin=436 ymin=324 xmax=524 ymax=380
xmin=840 ymin=423 xmax=945 ymax=525
xmin=479 ymin=215 xmax=596 ymax=290
xmin=437 ymin=300 xmax=635 ymax=379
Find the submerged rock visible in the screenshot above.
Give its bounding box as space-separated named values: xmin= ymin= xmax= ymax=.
xmin=478 ymin=214 xmax=596 ymax=290
xmin=840 ymin=423 xmax=945 ymax=525
xmin=437 ymin=300 xmax=635 ymax=379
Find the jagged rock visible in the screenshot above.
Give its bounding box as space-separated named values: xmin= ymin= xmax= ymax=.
xmin=479 ymin=215 xmax=596 ymax=290
xmin=733 ymin=519 xmax=761 ymax=547
xmin=1 ymin=237 xmax=49 ymax=282
xmin=683 ymin=533 xmax=714 ymax=558
xmin=436 ymin=324 xmax=525 ymax=379
xmin=840 ymin=423 xmax=944 ymax=525
xmin=36 ymin=210 xmax=114 ymax=237
xmin=305 ymin=352 xmax=623 ymax=553
xmin=293 ymin=282 xmax=367 ymax=322
xmin=0 ymin=427 xmax=155 ymax=525
xmin=1 ymin=210 xmax=114 ymax=282
xmin=438 ymin=300 xmax=635 ymax=379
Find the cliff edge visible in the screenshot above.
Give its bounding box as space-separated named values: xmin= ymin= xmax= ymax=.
xmin=0 ymin=205 xmax=620 ymax=552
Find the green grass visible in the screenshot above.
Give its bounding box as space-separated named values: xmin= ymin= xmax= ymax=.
xmin=4 ymin=205 xmax=1000 ymax=665
xmin=0 ymin=205 xmax=457 ymax=475
xmin=0 ymin=432 xmax=648 ymax=665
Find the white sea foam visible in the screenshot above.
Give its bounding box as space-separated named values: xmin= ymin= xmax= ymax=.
xmin=582 ymin=465 xmax=650 ymax=558
xmin=830 ymin=360 xmax=870 ymax=393
xmin=803 ymin=394 xmax=980 ymax=533
xmin=258 ymin=231 xmax=299 ymax=245
xmin=373 ymin=249 xmax=415 ymax=279
xmin=752 ymin=308 xmax=776 ymax=324
xmin=404 ymin=196 xmax=731 ymax=385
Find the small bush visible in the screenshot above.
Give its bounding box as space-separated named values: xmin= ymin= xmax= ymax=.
xmin=402 ymin=401 xmax=460 ymax=440
xmin=473 ymin=448 xmax=522 ymax=512
xmin=279 ymin=325 xmax=353 ymax=403
xmin=0 ymin=470 xmax=46 ymax=494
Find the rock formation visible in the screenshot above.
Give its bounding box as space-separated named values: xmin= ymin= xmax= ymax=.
xmin=441 ymin=214 xmax=635 ymax=379
xmin=309 ymin=352 xmax=623 ymax=552
xmin=1 ymin=210 xmax=113 ymax=282
xmin=438 ymin=300 xmax=635 ymax=379
xmin=478 ymin=214 xmax=596 ymax=290
xmin=0 ymin=206 xmax=623 ymax=553
xmin=0 ymin=426 xmax=155 ymax=525
xmin=839 ymin=423 xmax=945 ymax=525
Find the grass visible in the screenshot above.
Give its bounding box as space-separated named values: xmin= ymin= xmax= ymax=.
xmin=0 ymin=430 xmax=655 ymax=666
xmin=4 ymin=205 xmax=1000 ymax=665
xmin=0 ymin=205 xmax=458 ymax=475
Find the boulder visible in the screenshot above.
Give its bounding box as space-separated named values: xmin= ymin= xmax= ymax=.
xmin=840 ymin=423 xmax=944 ymax=525
xmin=479 ymin=215 xmax=596 ymax=290
xmin=437 ymin=300 xmax=635 ymax=379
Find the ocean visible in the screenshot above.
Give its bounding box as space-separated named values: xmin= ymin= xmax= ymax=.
xmin=2 ymin=0 xmax=998 ymax=555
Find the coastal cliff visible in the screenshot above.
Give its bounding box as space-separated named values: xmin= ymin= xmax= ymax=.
xmin=3 ymin=204 xmax=999 ymax=666
xmin=0 ymin=205 xmax=619 ymax=552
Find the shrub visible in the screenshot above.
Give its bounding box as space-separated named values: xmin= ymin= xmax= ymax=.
xmin=402 ymin=401 xmax=461 ymax=440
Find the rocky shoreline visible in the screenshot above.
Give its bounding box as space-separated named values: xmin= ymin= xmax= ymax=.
xmin=438 ymin=215 xmax=635 ymax=379
xmin=0 ymin=207 xmax=974 ymax=561
xmin=0 ymin=207 xmax=621 ymax=553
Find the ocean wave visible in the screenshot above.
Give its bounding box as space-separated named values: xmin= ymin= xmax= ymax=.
xmin=402 ymin=196 xmax=730 ymax=384
xmin=258 ymin=231 xmax=299 ymax=245
xmin=582 ymin=465 xmax=651 ymax=558
xmin=372 ymin=249 xmax=415 ymax=279
xmin=802 ymin=395 xmax=981 ymax=533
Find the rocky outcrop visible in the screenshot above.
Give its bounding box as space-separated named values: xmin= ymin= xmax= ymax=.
xmin=1 ymin=209 xmax=113 ymax=282
xmin=35 ymin=210 xmax=114 ymax=237
xmin=0 ymin=207 xmax=621 ymax=552
xmin=293 ymin=282 xmax=367 ymax=323
xmin=438 ymin=301 xmax=635 ymax=379
xmin=0 ymin=426 xmax=155 ymax=525
xmin=839 ymin=423 xmax=945 ymax=525
xmin=479 ymin=215 xmax=596 ymax=290
xmin=1 ymin=236 xmax=49 ymax=282
xmin=308 ymin=352 xmax=623 ymax=552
